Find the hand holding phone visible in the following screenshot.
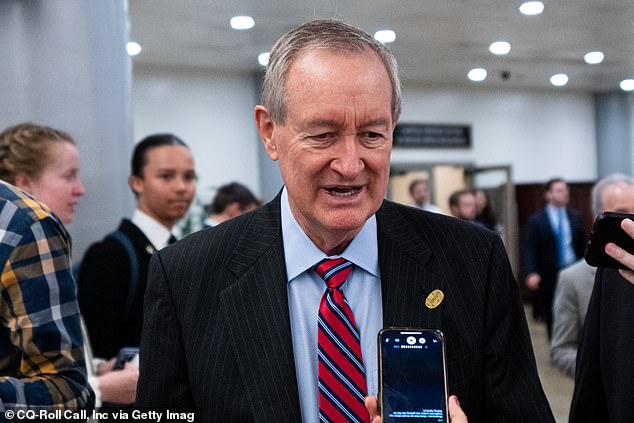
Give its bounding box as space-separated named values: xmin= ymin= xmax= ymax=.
xmin=113 ymin=347 xmax=139 ymax=371
xmin=584 ymin=212 xmax=634 ymax=269
xmin=378 ymin=328 xmax=448 ymax=422
xmin=366 ymin=395 xmax=467 ymax=423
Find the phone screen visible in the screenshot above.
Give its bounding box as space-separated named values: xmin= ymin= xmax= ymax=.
xmin=379 ymin=328 xmax=448 ymax=423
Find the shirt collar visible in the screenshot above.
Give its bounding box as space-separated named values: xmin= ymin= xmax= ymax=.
xmin=131 ymin=209 xmax=174 ymax=250
xmin=280 ymin=187 xmax=379 ymax=282
xmin=547 ymin=204 xmax=566 ymax=212
xmin=203 ymin=217 xmax=218 ymax=227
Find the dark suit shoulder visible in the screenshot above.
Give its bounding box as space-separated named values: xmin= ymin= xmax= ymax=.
xmin=80 ymin=221 xmax=153 ymax=272
xmin=81 ymin=230 xmax=130 ymax=269
xmin=527 ymin=208 xmax=548 ymax=224
xmin=380 ymin=200 xmax=498 ymax=246
xmin=156 ymin=206 xmax=274 ymax=293
xmin=117 ymin=219 xmax=155 ymax=253
xmin=568 ymin=208 xmax=581 ymax=217
xmin=162 ymin=211 xmax=256 ymax=265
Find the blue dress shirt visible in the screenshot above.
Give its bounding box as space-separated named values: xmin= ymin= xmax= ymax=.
xmin=281 ymin=188 xmax=383 ymax=423
xmin=546 ymin=204 xmax=576 ymax=267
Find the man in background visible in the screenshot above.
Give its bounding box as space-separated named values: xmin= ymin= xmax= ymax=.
xmin=78 ymin=134 xmax=196 ymax=360
xmin=203 ymin=182 xmax=260 ymax=227
xmin=448 ymin=189 xmax=477 ymax=222
xmin=0 ymin=181 xmax=94 ymax=410
xmin=409 ymin=178 xmax=442 ymax=213
xmin=524 ymin=178 xmax=586 ymax=338
xmin=551 ymin=174 xmax=634 ymax=378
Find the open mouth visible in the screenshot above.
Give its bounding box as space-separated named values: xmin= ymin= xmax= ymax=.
xmin=324 ymin=186 xmax=363 ymax=197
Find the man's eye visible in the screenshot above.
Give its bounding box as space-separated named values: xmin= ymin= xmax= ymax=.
xmin=367 ymin=132 xmax=381 ymax=139
xmin=315 ymin=133 xmax=333 ymax=140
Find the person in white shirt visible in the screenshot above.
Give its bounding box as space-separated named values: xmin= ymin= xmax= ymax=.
xmin=77 ymin=134 xmax=196 ymax=408
xmin=409 ymin=178 xmax=443 ymax=214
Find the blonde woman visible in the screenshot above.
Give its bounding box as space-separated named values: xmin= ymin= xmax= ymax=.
xmin=0 ymin=122 xmax=138 ymax=408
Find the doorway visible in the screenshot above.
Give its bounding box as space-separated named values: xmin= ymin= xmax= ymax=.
xmin=389 ymin=164 xmax=519 ymax=276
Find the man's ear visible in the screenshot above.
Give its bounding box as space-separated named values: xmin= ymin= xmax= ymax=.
xmin=254 ymin=105 xmax=278 ymax=161
xmin=129 ymin=175 xmax=143 ymax=196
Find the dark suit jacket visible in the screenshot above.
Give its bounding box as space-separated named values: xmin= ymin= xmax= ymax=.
xmin=570 ymin=268 xmax=634 ymax=423
xmin=136 ymin=195 xmax=554 ymax=423
xmin=524 ymin=207 xmax=586 ymax=286
xmin=78 ymin=219 xmax=154 ymax=359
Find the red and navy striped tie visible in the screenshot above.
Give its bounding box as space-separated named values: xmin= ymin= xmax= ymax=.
xmin=314 ymin=258 xmax=370 ymax=423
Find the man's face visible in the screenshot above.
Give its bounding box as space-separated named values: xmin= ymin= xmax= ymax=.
xmin=451 ymin=193 xmax=477 ymax=221
xmin=601 ymin=183 xmax=634 ymax=214
xmin=411 ymin=181 xmax=429 ymax=205
xmin=546 ymin=181 xmax=569 ymax=207
xmin=130 ymin=145 xmax=197 ymax=229
xmin=256 ymin=49 xmax=395 ymax=253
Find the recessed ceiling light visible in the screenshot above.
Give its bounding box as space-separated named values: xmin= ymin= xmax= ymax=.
xmin=489 ymin=41 xmax=511 ymax=55
xmin=230 ymin=16 xmax=255 ymax=30
xmin=258 ymin=52 xmax=270 ymax=67
xmin=468 ymin=68 xmax=487 ymax=82
xmin=126 ymin=41 xmax=142 ymax=56
xmin=519 ymin=1 xmax=544 ymax=15
xmin=550 ymin=74 xmax=569 ymax=87
xmin=620 ymin=79 xmax=634 ymax=91
xmin=374 ymin=30 xmax=396 ymax=44
xmin=583 ymin=51 xmax=604 ymax=64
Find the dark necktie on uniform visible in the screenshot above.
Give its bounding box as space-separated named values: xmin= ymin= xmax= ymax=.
xmin=168 ymin=234 xmax=177 ymax=245
xmin=314 ymin=258 xmax=369 ymax=423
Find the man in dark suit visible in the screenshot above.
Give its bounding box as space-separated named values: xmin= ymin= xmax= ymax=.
xmin=78 ymin=134 xmax=197 ymax=359
xmin=524 ymin=178 xmax=586 ymax=338
xmin=136 ymin=20 xmax=553 ymax=423
xmin=570 ymin=217 xmax=634 ymax=423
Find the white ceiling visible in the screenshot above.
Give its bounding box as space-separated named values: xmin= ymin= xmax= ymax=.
xmin=129 ymin=0 xmax=634 ymax=92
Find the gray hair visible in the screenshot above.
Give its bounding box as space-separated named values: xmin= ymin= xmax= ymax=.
xmin=261 ymin=19 xmax=402 ymax=124
xmin=591 ymin=173 xmax=634 ymax=217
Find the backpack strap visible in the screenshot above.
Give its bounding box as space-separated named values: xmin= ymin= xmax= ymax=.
xmin=107 ymin=230 xmax=139 ymax=317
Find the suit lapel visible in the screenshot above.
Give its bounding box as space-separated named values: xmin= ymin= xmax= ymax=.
xmin=217 ymin=198 xmax=446 ymax=420
xmin=377 ymin=201 xmax=445 ymax=329
xmin=221 ymin=196 xmax=302 ymax=422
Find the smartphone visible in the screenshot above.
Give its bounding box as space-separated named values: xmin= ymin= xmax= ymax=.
xmin=113 ymin=346 xmax=139 ymax=370
xmin=584 ymin=211 xmax=634 ymax=269
xmin=378 ymin=327 xmax=448 ymax=423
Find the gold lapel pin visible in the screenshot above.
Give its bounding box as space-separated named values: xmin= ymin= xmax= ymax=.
xmin=425 ymin=289 xmax=444 ymax=309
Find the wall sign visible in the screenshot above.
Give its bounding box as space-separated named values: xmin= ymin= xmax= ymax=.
xmin=393 ymin=123 xmax=471 ymax=148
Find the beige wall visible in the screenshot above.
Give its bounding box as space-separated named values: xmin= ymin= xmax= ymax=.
xmin=388 ymin=165 xmax=467 ymax=215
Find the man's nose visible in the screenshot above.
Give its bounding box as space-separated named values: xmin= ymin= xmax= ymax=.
xmin=173 ymin=175 xmax=189 ymax=191
xmin=330 ymin=137 xmax=364 ymax=178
